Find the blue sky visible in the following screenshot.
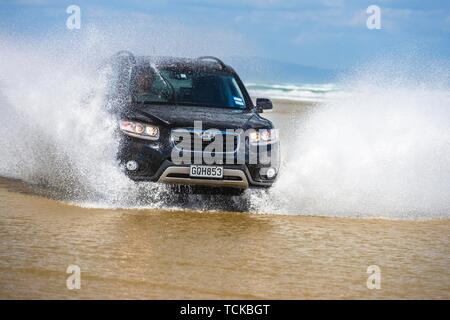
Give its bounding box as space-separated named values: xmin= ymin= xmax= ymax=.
xmin=0 ymin=0 xmax=449 ymax=70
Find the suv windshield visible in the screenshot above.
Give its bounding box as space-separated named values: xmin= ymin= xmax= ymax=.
xmin=133 ymin=66 xmax=246 ymax=109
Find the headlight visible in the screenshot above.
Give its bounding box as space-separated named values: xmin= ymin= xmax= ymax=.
xmin=119 ymin=119 xmax=160 ymax=140
xmin=249 ymin=129 xmax=279 ymax=145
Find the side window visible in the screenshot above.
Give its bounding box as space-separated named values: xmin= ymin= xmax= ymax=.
xmin=136 ymin=72 xmax=154 ymax=95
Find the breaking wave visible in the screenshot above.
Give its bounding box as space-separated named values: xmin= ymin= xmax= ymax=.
xmin=246 ymin=83 xmax=339 ymax=103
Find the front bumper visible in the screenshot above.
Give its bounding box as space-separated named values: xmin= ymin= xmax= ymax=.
xmin=118 ymin=135 xmax=279 ymax=189
xmin=158 ymin=166 xmax=249 ymax=189
xmin=127 ymin=160 xmax=275 ymax=189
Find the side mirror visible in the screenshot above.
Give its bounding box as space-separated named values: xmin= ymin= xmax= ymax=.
xmin=256 ymin=98 xmax=273 ymax=113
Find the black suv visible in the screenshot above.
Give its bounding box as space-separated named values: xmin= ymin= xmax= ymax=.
xmin=108 ymin=51 xmax=280 ymax=193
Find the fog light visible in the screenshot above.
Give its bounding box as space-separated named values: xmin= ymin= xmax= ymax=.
xmin=126 ymin=160 xmax=138 ymax=171
xmin=266 ymin=167 xmax=276 ymax=179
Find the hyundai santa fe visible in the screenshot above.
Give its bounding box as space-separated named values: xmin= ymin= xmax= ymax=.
xmin=108 ymin=51 xmax=280 ymax=194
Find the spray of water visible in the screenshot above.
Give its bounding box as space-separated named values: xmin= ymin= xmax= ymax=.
xmin=0 ymin=26 xmax=253 ymax=210
xmin=258 ymin=59 xmax=450 ymax=219
xmin=0 ymin=29 xmax=164 ymax=207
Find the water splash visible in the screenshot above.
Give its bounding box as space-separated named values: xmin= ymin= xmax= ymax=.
xmin=0 ymin=26 xmax=251 ymax=210
xmin=260 ymin=59 xmax=450 ymax=219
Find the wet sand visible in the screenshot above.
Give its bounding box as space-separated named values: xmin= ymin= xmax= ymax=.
xmin=0 ymin=178 xmax=449 ymax=299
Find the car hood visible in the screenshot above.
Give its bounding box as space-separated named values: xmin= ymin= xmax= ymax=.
xmin=128 ymin=104 xmax=265 ymax=129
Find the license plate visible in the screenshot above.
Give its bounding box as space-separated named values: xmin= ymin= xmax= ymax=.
xmin=189 ymin=165 xmax=223 ymax=179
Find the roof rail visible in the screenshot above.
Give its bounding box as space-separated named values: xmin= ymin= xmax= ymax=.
xmin=197 ymin=56 xmax=226 ymax=70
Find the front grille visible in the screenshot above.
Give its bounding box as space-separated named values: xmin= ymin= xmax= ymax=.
xmin=171 ymin=129 xmax=240 ymax=154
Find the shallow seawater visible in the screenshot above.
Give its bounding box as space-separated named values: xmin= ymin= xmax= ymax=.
xmin=0 ymin=178 xmax=449 ymax=299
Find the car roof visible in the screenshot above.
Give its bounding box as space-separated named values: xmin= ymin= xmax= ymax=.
xmin=134 ymin=56 xmax=234 ymax=73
